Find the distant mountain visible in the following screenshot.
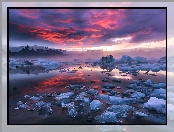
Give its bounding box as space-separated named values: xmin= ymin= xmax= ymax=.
xmin=9 ymin=45 xmax=66 ymax=56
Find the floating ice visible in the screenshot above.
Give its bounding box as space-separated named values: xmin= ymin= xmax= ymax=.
xmin=80 ymin=97 xmax=90 ymax=106
xmin=65 ymin=84 xmax=84 ymax=90
xmin=68 ymin=108 xmax=78 ymax=118
xmin=102 ymin=83 xmax=115 ymax=89
xmin=90 ymin=100 xmax=103 ymax=111
xmin=108 ymin=96 xmax=123 ymax=105
xmin=61 ymin=102 xmax=75 ymax=109
xmin=134 ymin=111 xmax=148 ymax=117
xmin=95 ymin=111 xmax=119 ymax=123
xmin=106 ymin=105 xmax=133 ymax=118
xmin=33 ymin=59 xmax=59 ymax=70
xmin=127 ymin=83 xmax=137 ymax=89
xmin=55 ymin=92 xmax=74 ymax=100
xmin=119 ymin=55 xmax=133 ymax=63
xmin=9 ymin=60 xmax=21 ymax=69
xmin=131 ymin=92 xmax=145 ymax=98
xmin=144 ymin=97 xmax=166 ymax=114
xmin=87 ymin=89 xmax=99 ymax=96
xmin=133 ymin=56 xmax=148 ymax=63
xmin=24 ymin=95 xmax=30 ymax=98
xmin=151 ymin=67 xmax=160 ymax=72
xmin=36 ymin=101 xmax=47 ymax=108
xmin=17 ymin=101 xmax=24 ymax=105
xmin=97 ymin=94 xmax=109 ymax=100
xmin=38 ymin=104 xmax=53 ymax=117
xmin=30 ymin=96 xmax=42 ymax=101
xmin=59 ymin=69 xmax=66 ymax=72
xmin=75 ymin=92 xmax=87 ymax=101
xmin=18 ymin=104 xmax=27 ymax=109
xmin=112 ymin=78 xmax=121 ymax=83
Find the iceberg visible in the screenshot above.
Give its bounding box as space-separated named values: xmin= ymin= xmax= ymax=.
xmin=133 ymin=56 xmax=148 ymax=63
xmin=95 ymin=112 xmax=119 ymax=123
xmin=97 ymin=94 xmax=109 ymax=100
xmin=106 ymin=105 xmax=133 ymax=118
xmin=38 ymin=104 xmax=53 ymax=117
xmin=87 ymin=89 xmax=99 ymax=96
xmin=102 ymin=83 xmax=115 ymax=89
xmin=119 ymin=55 xmax=132 ymax=63
xmin=131 ymin=92 xmax=145 ymax=98
xmin=144 ymin=97 xmax=166 ymax=114
xmin=108 ymin=96 xmax=123 ymax=105
xmin=90 ymin=100 xmax=103 ymax=111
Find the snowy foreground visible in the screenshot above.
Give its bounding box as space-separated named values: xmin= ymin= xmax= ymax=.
xmin=10 ymin=55 xmax=167 ymax=124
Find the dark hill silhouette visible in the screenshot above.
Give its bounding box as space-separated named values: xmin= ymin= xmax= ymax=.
xmin=9 ymin=45 xmax=66 ymax=56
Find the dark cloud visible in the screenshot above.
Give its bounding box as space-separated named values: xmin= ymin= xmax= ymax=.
xmin=9 ymin=8 xmax=166 ymax=48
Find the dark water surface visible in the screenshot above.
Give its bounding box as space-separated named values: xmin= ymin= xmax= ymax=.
xmin=9 ymin=56 xmax=166 ymax=124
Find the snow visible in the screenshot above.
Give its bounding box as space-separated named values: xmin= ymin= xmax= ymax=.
xmin=90 ymin=100 xmax=103 ymax=111
xmin=95 ymin=111 xmax=119 ymax=123
xmin=144 ymin=97 xmax=166 ymax=114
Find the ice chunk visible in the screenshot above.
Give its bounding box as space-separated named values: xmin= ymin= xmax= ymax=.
xmin=112 ymin=78 xmax=121 ymax=83
xmin=151 ymin=67 xmax=160 ymax=72
xmin=68 ymin=108 xmax=78 ymax=118
xmin=131 ymin=92 xmax=145 ymax=98
xmin=127 ymin=83 xmax=137 ymax=89
xmin=108 ymin=96 xmax=123 ymax=105
xmin=119 ymin=55 xmax=132 ymax=63
xmin=18 ymin=104 xmax=27 ymax=109
xmin=59 ymin=69 xmax=66 ymax=72
xmin=87 ymin=89 xmax=98 ymax=96
xmin=30 ymin=96 xmax=42 ymax=101
xmin=134 ymin=111 xmax=147 ymax=117
xmin=38 ymin=104 xmax=53 ymax=117
xmin=144 ymin=97 xmax=166 ymax=114
xmin=80 ymin=97 xmax=90 ymax=106
xmin=17 ymin=101 xmax=24 ymax=105
xmin=97 ymin=94 xmax=109 ymax=100
xmin=106 ymin=105 xmax=133 ymax=118
xmin=133 ymin=56 xmax=148 ymax=63
xmin=90 ymin=100 xmax=103 ymax=111
xmin=65 ymin=84 xmax=84 ymax=90
xmin=61 ymin=102 xmax=75 ymax=109
xmin=36 ymin=101 xmax=47 ymax=108
xmin=24 ymin=95 xmax=30 ymax=98
xmin=55 ymin=92 xmax=74 ymax=100
xmin=95 ymin=111 xmax=119 ymax=123
xmin=102 ymin=83 xmax=115 ymax=89
xmin=75 ymin=92 xmax=87 ymax=101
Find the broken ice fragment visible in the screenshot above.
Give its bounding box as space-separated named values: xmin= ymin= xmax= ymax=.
xmin=87 ymin=89 xmax=99 ymax=96
xmin=24 ymin=95 xmax=30 ymax=98
xmin=90 ymin=100 xmax=103 ymax=111
xmin=144 ymin=97 xmax=166 ymax=114
xmin=106 ymin=105 xmax=133 ymax=118
xmin=95 ymin=111 xmax=119 ymax=123
xmin=38 ymin=104 xmax=53 ymax=117
xmin=102 ymin=83 xmax=115 ymax=89
xmin=97 ymin=94 xmax=109 ymax=100
xmin=30 ymin=96 xmax=42 ymax=101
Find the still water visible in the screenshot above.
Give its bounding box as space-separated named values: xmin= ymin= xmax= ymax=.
xmin=8 ymin=55 xmax=166 ymax=124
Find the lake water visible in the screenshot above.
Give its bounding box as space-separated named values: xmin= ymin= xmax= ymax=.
xmin=8 ymin=55 xmax=166 ymax=124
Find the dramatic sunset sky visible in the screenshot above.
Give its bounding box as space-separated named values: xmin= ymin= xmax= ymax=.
xmin=9 ymin=8 xmax=166 ymax=51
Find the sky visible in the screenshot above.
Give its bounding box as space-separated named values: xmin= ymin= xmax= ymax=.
xmin=9 ymin=8 xmax=166 ymax=51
